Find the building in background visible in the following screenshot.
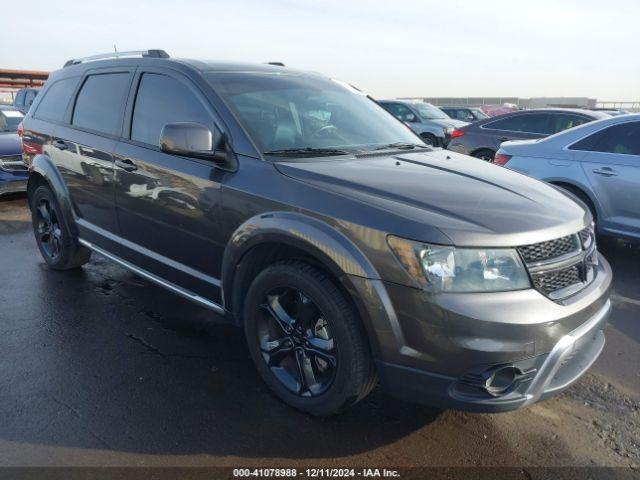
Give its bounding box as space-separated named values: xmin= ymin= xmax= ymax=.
xmin=0 ymin=69 xmax=49 ymax=104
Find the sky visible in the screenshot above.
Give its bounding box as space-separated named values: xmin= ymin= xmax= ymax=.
xmin=2 ymin=0 xmax=639 ymax=101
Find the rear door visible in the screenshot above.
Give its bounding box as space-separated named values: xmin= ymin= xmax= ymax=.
xmin=113 ymin=68 xmax=228 ymax=303
xmin=574 ymin=121 xmax=640 ymax=237
xmin=52 ymin=68 xmax=133 ymax=252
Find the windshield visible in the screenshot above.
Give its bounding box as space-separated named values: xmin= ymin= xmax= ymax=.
xmin=471 ymin=108 xmax=489 ymax=120
xmin=412 ymin=103 xmax=450 ymax=120
xmin=0 ymin=109 xmax=24 ymax=132
xmin=206 ymin=72 xmax=420 ymax=155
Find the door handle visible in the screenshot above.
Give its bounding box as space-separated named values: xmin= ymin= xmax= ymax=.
xmin=115 ymin=158 xmax=138 ymax=172
xmin=52 ymin=139 xmax=68 ymax=151
xmin=592 ymin=167 xmax=618 ymax=177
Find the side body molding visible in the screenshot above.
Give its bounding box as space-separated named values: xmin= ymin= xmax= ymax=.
xmin=28 ymin=154 xmax=77 ymax=235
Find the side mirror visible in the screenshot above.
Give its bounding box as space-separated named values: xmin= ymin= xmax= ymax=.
xmin=160 ymin=122 xmax=226 ymax=162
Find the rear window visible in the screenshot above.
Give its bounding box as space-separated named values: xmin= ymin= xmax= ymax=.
xmin=569 ymin=122 xmax=640 ymax=155
xmin=34 ymin=78 xmax=79 ymax=122
xmin=72 ymin=73 xmax=130 ymax=135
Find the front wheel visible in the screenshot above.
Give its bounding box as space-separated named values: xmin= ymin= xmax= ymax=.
xmin=420 ymin=133 xmax=439 ymax=147
xmin=244 ymin=261 xmax=376 ymax=416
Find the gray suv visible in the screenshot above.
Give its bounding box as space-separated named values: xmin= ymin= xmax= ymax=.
xmin=22 ymin=50 xmax=611 ymax=416
xmin=378 ymin=100 xmax=468 ymax=147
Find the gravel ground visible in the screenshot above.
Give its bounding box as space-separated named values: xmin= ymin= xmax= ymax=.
xmin=0 ymin=194 xmax=638 ymax=473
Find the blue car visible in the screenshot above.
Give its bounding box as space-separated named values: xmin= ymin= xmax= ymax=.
xmin=0 ymin=106 xmax=28 ymax=196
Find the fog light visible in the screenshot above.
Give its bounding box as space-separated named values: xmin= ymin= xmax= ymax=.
xmin=485 ymin=366 xmax=518 ymax=396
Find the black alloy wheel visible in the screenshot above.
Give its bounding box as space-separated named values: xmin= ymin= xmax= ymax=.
xmin=257 ymin=286 xmax=337 ymax=397
xmin=35 ymin=197 xmax=63 ymax=261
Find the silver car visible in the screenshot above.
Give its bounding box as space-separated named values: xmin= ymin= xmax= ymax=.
xmin=497 ymin=114 xmax=640 ymax=241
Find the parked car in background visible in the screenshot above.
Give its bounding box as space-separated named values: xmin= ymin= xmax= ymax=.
xmin=21 ymin=50 xmax=611 ymax=416
xmin=13 ymin=88 xmax=40 ymax=114
xmin=440 ymin=106 xmax=489 ymax=123
xmin=378 ymin=100 xmax=468 ymax=147
xmin=0 ymin=106 xmax=28 ymax=195
xmin=496 ymin=114 xmax=640 ymax=241
xmin=480 ymin=103 xmax=520 ymax=117
xmin=447 ymin=109 xmax=609 ymax=161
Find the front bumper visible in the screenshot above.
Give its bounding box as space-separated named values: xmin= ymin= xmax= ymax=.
xmin=376 ymin=299 xmax=609 ymax=412
xmin=0 ymin=172 xmax=28 ymax=196
xmin=349 ymin=254 xmax=612 ymax=412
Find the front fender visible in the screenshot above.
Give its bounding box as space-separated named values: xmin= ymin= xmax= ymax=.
xmin=29 ymin=154 xmax=77 ymax=235
xmin=222 ymin=211 xmax=380 ymax=296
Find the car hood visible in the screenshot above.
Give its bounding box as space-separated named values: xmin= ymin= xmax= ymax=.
xmin=275 ymin=150 xmax=589 ymax=247
xmin=429 ymin=118 xmax=469 ymax=129
xmin=0 ymin=133 xmax=21 ymax=155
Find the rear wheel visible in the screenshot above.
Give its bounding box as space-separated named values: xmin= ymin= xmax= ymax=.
xmin=30 ymin=185 xmax=91 ymax=270
xmin=472 ymin=149 xmax=495 ymax=161
xmin=244 ymin=261 xmax=376 ymax=416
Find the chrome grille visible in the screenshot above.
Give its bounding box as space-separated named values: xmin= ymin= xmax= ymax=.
xmin=531 ymin=265 xmax=581 ymax=295
xmin=518 ymin=234 xmax=579 ymax=263
xmin=519 ymin=226 xmax=596 ymax=300
xmin=0 ymin=155 xmax=27 ymax=172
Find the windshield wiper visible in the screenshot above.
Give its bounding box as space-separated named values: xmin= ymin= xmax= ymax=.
xmin=372 ymin=142 xmax=430 ymax=151
xmin=263 ymin=147 xmax=351 ymax=157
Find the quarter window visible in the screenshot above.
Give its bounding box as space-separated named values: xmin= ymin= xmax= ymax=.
xmin=72 ymin=73 xmax=130 ymax=135
xmin=34 ymin=77 xmax=79 ymax=122
xmin=131 ymin=73 xmax=212 ymax=147
xmin=550 ymin=114 xmax=590 ymax=134
xmin=569 ymin=122 xmax=640 ymax=156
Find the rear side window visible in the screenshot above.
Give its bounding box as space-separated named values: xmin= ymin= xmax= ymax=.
xmin=34 ymin=78 xmax=79 ymax=122
xmin=14 ymin=90 xmax=26 ymax=106
xmin=550 ymin=114 xmax=590 ymax=134
xmin=570 ymin=122 xmax=640 ymax=156
xmin=72 ymin=73 xmax=130 ymax=135
xmin=131 ymin=73 xmax=212 ymax=146
xmin=485 ymin=113 xmax=551 ymax=134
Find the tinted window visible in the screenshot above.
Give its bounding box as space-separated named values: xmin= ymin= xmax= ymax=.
xmin=570 ymin=122 xmax=640 ymax=156
xmin=131 ymin=73 xmax=212 ymax=146
xmin=34 ymin=78 xmax=79 ymax=122
xmin=25 ymin=90 xmax=37 ymax=108
xmin=14 ymin=90 xmax=25 ymax=106
xmin=485 ymin=113 xmax=551 ymax=134
xmin=72 ymin=73 xmax=130 ymax=135
xmin=550 ymin=114 xmax=590 ymax=134
xmin=381 ymin=103 xmax=416 ymax=122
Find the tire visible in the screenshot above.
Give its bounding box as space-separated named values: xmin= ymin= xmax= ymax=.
xmin=471 ymin=149 xmax=495 ymax=161
xmin=420 ymin=133 xmax=439 ymax=147
xmin=243 ymin=261 xmax=376 ymax=416
xmin=30 ymin=185 xmax=91 ymax=270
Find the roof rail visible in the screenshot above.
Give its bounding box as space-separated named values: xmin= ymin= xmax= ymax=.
xmin=63 ymin=49 xmax=170 ymax=68
xmin=266 ymin=62 xmax=285 ymax=67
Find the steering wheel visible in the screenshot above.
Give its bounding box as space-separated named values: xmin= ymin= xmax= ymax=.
xmin=311 ymin=124 xmax=339 ymax=138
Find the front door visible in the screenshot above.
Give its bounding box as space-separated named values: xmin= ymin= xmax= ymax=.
xmin=113 ymin=69 xmax=229 ymax=304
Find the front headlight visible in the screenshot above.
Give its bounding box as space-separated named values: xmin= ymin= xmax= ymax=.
xmin=388 ymin=236 xmax=531 ymax=293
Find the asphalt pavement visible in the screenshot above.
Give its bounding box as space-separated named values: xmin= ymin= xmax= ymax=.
xmin=0 ymin=194 xmax=638 ymax=470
